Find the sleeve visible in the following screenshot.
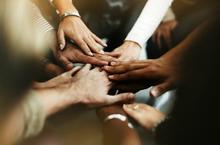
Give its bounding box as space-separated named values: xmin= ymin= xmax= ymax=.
xmin=21 ymin=91 xmax=46 ymax=139
xmin=31 ymin=2 xmax=54 ymax=34
xmin=125 ymin=0 xmax=174 ymax=47
xmin=162 ymin=8 xmax=176 ymax=22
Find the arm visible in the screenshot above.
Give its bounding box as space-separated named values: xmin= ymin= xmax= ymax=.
xmin=0 ymin=65 xmax=134 ymax=145
xmin=49 ymin=0 xmax=107 ymax=55
xmin=152 ymin=8 xmax=178 ymax=48
xmin=125 ymin=0 xmax=174 ymax=47
xmin=97 ymin=105 xmax=141 ymax=145
xmin=112 ymin=0 xmax=173 ymax=61
xmin=105 ymin=21 xmax=209 ymax=97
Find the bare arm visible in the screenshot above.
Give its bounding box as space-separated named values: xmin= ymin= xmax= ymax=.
xmin=97 ymin=105 xmax=141 ymax=145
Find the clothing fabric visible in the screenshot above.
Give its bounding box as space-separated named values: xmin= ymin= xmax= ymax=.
xmin=125 ymin=0 xmax=174 ymax=47
xmin=31 ymin=2 xmax=54 ymax=34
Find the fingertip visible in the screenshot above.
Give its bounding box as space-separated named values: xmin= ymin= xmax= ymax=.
xmin=88 ymin=52 xmax=94 ymax=56
xmin=66 ymin=64 xmax=74 ymax=71
xmin=99 ymin=49 xmax=105 ymax=54
xmin=110 ymin=61 xmax=119 ymax=66
xmin=108 ymin=75 xmax=115 ymax=79
xmin=123 ymin=104 xmax=129 ymax=110
xmin=128 ymin=93 xmax=135 ymax=99
xmin=103 ymin=42 xmax=108 ymax=47
xmin=60 ymin=44 xmax=65 ymax=50
xmin=103 ymin=66 xmax=110 ymax=70
xmin=150 ymin=88 xmax=160 ymax=98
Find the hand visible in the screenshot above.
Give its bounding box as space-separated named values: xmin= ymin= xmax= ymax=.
xmin=152 ymin=20 xmax=178 ymax=48
xmin=123 ymin=103 xmax=165 ymax=130
xmin=104 ymin=58 xmax=179 ymax=97
xmin=35 ymin=65 xmax=135 ymax=115
xmin=58 ymin=16 xmax=107 ymax=55
xmin=111 ymin=41 xmax=141 ymax=61
xmin=55 ymin=43 xmax=118 ymax=70
xmin=70 ymin=64 xmax=135 ymax=107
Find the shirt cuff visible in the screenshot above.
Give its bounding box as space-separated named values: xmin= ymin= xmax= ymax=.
xmin=162 ymin=8 xmax=176 ymax=22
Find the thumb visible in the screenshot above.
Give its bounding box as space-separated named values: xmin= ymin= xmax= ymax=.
xmin=57 ymin=29 xmax=66 ymax=50
xmin=123 ymin=104 xmax=142 ymax=121
xmin=59 ymin=56 xmax=73 ymax=70
xmin=150 ymin=82 xmax=171 ymax=98
xmin=105 ymin=93 xmax=135 ymax=105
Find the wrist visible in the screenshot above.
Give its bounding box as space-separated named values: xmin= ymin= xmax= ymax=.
xmin=123 ymin=41 xmax=141 ymax=49
xmin=33 ymin=85 xmax=80 ymax=116
xmin=60 ymin=11 xmax=81 ymax=22
xmin=96 ymin=105 xmax=125 ymax=121
xmin=52 ymin=0 xmax=77 ymax=15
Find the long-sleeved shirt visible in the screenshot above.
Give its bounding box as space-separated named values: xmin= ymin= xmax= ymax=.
xmin=125 ymin=0 xmax=174 ymax=47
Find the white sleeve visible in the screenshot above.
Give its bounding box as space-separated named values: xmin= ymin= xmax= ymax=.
xmin=162 ymin=8 xmax=176 ymax=22
xmin=125 ymin=0 xmax=174 ymax=47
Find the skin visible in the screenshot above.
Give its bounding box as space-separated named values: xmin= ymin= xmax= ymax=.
xmin=0 ymin=64 xmax=135 ymax=145
xmin=45 ymin=30 xmax=117 ymax=71
xmin=111 ymin=41 xmax=142 ymax=61
xmin=53 ymin=0 xmax=107 ymax=55
xmin=123 ymin=103 xmax=165 ymax=130
xmin=103 ymin=20 xmax=204 ymax=97
xmin=152 ymin=20 xmax=178 ymax=48
xmin=55 ymin=43 xmax=118 ymax=70
xmin=96 ymin=105 xmax=142 ymax=145
xmin=104 ymin=58 xmax=179 ymax=97
xmin=34 ymin=64 xmax=135 ymax=115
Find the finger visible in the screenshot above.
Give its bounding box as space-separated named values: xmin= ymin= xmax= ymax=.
xmin=104 ymin=63 xmax=147 ymax=74
xmin=163 ymin=30 xmax=172 ymax=48
xmin=156 ymin=31 xmax=162 ymax=49
xmin=92 ymin=34 xmax=107 ymax=47
xmin=104 ymin=52 xmax=121 ymax=57
xmin=110 ymin=60 xmax=145 ymax=66
xmin=65 ymin=66 xmax=82 ymax=77
xmin=77 ymin=39 xmax=93 ymax=56
xmin=123 ymin=104 xmax=143 ymax=121
xmin=45 ymin=66 xmax=81 ymax=88
xmin=81 ymin=55 xmax=108 ymax=66
xmin=44 ymin=62 xmax=65 ymax=76
xmin=57 ymin=29 xmax=66 ymax=50
xmin=58 ymin=55 xmax=74 ymax=70
xmin=78 ymin=64 xmax=92 ymax=75
xmin=85 ymin=37 xmax=104 ymax=54
xmin=150 ymin=82 xmax=172 ymax=98
xmin=105 ymin=93 xmax=135 ymax=105
xmin=109 ymin=68 xmax=158 ymax=81
xmin=94 ymin=54 xmax=119 ymax=62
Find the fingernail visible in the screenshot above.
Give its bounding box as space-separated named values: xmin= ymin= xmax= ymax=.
xmin=60 ymin=44 xmax=64 ymax=50
xmin=103 ymin=43 xmax=108 ymax=47
xmin=124 ymin=104 xmax=132 ymax=109
xmin=109 ymin=75 xmax=114 ymax=79
xmin=104 ymin=66 xmax=110 ymax=70
xmin=100 ymin=50 xmax=105 ymax=54
xmin=128 ymin=93 xmax=134 ymax=98
xmin=88 ymin=52 xmax=94 ymax=56
xmin=110 ymin=61 xmax=118 ymax=66
xmin=103 ymin=61 xmax=109 ymax=65
xmin=151 ymin=89 xmax=159 ymax=98
xmin=123 ymin=104 xmax=128 ymax=109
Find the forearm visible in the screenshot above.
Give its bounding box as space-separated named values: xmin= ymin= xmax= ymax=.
xmin=97 ymin=105 xmax=141 ymax=145
xmin=51 ymin=0 xmax=77 ymax=15
xmin=125 ymin=0 xmax=173 ymax=47
xmin=161 ymin=21 xmax=210 ymax=65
